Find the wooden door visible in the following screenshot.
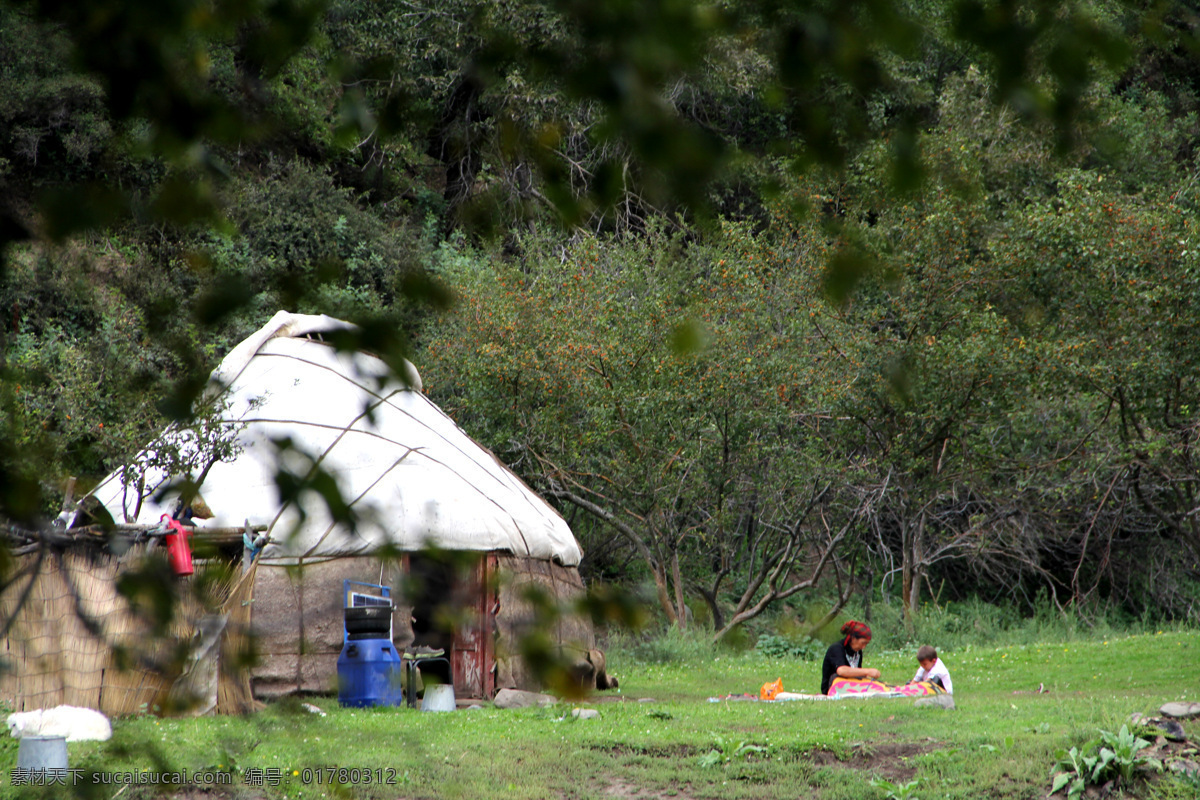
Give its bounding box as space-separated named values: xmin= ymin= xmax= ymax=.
xmin=450 ymin=553 xmax=497 ymax=699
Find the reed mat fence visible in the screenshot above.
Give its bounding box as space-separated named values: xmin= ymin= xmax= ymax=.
xmin=0 ymin=542 xmax=260 ymax=717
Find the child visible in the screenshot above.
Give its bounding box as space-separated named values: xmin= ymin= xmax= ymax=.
xmin=911 ymin=645 xmax=953 ymax=694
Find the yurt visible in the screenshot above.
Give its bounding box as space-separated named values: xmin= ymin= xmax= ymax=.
xmin=58 ymin=311 xmax=591 ymax=706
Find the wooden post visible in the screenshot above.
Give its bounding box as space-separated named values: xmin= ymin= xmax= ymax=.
xmin=59 ymin=476 xmax=77 ymax=518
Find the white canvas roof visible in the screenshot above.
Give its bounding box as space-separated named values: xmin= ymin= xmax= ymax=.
xmin=89 ymin=311 xmax=583 ymax=566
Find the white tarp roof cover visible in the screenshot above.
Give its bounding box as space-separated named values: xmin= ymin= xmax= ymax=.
xmin=89 ymin=311 xmax=583 ymax=566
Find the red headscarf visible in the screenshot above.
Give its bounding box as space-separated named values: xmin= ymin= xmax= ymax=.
xmin=841 ymin=620 xmax=872 ymax=648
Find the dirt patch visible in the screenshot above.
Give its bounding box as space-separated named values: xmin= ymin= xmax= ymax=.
xmin=601 ymin=778 xmax=697 ymax=799
xmin=162 ymin=787 xmax=252 ymax=800
xmin=806 ymin=741 xmax=936 ymax=783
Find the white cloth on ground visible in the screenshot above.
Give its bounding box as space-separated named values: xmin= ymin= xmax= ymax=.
xmin=6 ymin=705 xmax=112 ymax=741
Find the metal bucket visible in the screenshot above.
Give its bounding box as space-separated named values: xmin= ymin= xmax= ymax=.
xmin=420 ymin=683 xmax=455 ymax=712
xmin=17 ymin=735 xmax=68 ymax=772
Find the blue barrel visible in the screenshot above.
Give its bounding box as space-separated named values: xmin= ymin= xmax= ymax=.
xmin=337 ymin=637 xmax=403 ymax=707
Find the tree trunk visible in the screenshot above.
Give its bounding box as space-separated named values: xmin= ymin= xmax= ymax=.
xmin=670 ymin=551 xmax=687 ymax=631
xmin=698 ymin=586 xmax=726 ymax=632
xmin=862 ymin=568 xmax=873 ymax=623
xmin=900 ymin=519 xmax=914 ymax=617
xmin=901 ymin=512 xmax=926 ymax=620
xmin=650 ymin=563 xmax=677 ymax=626
xmin=908 ymin=512 xmax=926 ymax=615
xmin=547 ymin=486 xmax=684 ymax=624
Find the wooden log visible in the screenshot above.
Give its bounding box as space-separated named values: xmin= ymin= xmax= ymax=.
xmin=2 ymin=523 xmax=271 ymax=555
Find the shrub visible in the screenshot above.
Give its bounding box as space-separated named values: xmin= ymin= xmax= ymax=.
xmin=755 ymin=634 xmax=822 ymax=661
xmin=602 ymin=626 xmax=728 ymax=665
xmin=1050 ymin=725 xmax=1162 ymax=798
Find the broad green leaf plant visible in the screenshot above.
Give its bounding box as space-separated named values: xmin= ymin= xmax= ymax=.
xmin=1050 ymin=725 xmax=1163 ymax=798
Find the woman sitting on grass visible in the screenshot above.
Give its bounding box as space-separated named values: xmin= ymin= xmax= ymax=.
xmin=821 ymin=620 xmax=881 ymax=695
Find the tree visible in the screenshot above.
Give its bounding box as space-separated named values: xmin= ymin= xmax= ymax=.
xmin=3 ymin=0 xmax=1199 ymax=651
xmin=987 ymin=173 xmax=1200 ymax=614
xmin=423 ymin=219 xmax=890 ymax=635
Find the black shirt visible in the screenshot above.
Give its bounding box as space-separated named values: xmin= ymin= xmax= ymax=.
xmin=821 ymin=640 xmax=864 ymax=695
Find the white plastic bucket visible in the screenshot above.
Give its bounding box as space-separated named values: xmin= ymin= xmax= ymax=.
xmin=420 ymin=683 xmax=455 ymax=712
xmin=17 ymin=735 xmax=68 ymax=772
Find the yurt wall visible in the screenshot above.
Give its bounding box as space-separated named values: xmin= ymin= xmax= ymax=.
xmin=493 ymin=554 xmax=594 ymax=691
xmin=249 ymin=557 xmax=408 ymax=698
xmin=248 ymin=552 xmax=594 ymax=700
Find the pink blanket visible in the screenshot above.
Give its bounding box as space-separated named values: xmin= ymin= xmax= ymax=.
xmin=827 ymin=678 xmax=944 ymax=698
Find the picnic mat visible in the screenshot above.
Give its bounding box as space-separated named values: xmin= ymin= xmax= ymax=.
xmin=707 ymin=678 xmax=945 ymax=703
xmin=827 ymin=678 xmax=945 ymax=698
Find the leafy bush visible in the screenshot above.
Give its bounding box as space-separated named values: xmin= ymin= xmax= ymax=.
xmin=219 ymin=161 xmax=425 ymax=310
xmin=1050 ymin=725 xmax=1162 ymax=798
xmin=755 ymin=634 xmax=822 ymax=661
xmin=697 ymin=735 xmax=769 ymax=769
xmin=871 ymin=777 xmax=922 ymax=800
xmin=603 ymin=626 xmax=729 ymax=665
xmin=830 ymin=595 xmax=1156 ymax=654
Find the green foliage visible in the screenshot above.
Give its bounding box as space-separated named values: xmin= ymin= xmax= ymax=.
xmin=841 ymin=595 xmax=1144 ymax=653
xmin=423 ymin=220 xmax=879 ymax=630
xmin=1095 ymin=725 xmax=1160 ymax=783
xmin=419 ymin=145 xmax=1200 ymax=625
xmin=755 ymin=633 xmax=822 ymax=661
xmin=606 ymin=626 xmax=728 ymax=665
xmin=871 ymin=777 xmax=922 ymax=800
xmin=0 ymin=4 xmax=114 ymax=182
xmin=213 ymin=160 xmax=428 ymax=316
xmin=1051 ymin=745 xmax=1091 ymax=798
xmin=1050 ymin=725 xmax=1162 ymax=797
xmin=0 ymin=245 xmax=200 ymax=499
xmin=3 ymin=0 xmax=1200 ymax=649
xmin=1174 ymin=767 xmax=1200 ymax=797
xmin=697 ymin=734 xmax=770 ymax=769
xmin=113 ymin=398 xmax=244 ymax=521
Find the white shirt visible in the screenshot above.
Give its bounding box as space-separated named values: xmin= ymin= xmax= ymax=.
xmin=912 ymin=658 xmax=953 ymax=694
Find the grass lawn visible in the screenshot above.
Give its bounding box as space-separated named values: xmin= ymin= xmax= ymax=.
xmin=2 ymin=630 xmax=1197 ymax=800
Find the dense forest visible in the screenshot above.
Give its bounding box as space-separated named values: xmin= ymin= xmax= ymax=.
xmin=1 ymin=0 xmax=1198 ymax=636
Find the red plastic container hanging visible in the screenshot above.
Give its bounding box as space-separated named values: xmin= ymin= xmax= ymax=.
xmin=160 ymin=514 xmax=194 ymax=576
